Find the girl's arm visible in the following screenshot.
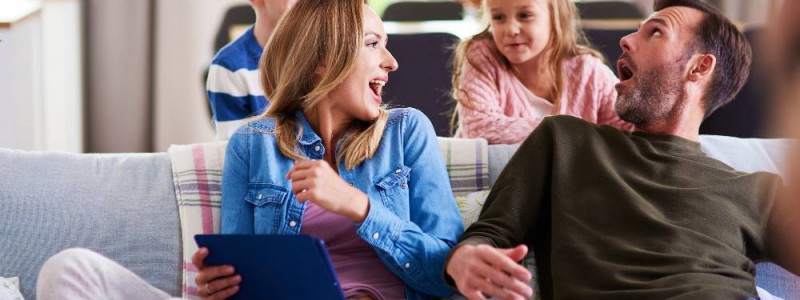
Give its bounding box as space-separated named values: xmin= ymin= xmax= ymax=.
xmin=456 ymin=41 xmax=545 ymax=144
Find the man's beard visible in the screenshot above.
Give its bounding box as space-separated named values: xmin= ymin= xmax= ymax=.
xmin=615 ymin=56 xmax=688 ymax=128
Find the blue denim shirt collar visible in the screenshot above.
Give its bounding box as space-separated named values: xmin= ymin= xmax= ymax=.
xmin=295 ymin=110 xmax=322 ymax=147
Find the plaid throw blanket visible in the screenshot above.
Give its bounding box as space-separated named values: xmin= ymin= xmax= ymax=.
xmin=168 ymin=141 xmax=227 ymax=299
xmin=168 ymin=137 xmax=488 ymax=298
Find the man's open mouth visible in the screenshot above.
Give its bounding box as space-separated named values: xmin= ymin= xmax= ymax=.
xmin=618 ymin=60 xmax=634 ymax=82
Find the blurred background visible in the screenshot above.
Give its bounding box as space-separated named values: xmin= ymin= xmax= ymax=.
xmin=0 ymin=0 xmax=780 ymax=153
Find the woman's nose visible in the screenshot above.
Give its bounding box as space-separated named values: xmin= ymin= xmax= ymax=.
xmin=382 ymin=49 xmax=398 ymax=72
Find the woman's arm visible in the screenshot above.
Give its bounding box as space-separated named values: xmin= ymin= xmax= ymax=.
xmin=220 ymin=131 xmax=254 ymax=234
xmin=356 ymin=109 xmax=464 ymax=297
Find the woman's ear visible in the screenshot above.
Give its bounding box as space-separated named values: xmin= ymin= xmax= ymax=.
xmin=688 ymin=54 xmax=716 ymax=82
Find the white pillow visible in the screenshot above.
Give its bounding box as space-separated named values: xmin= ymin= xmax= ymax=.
xmin=0 ymin=277 xmax=24 ymax=300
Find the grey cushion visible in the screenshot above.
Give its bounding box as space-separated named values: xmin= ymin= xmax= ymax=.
xmin=487 ymin=144 xmax=520 ymax=186
xmin=0 ymin=149 xmax=181 ymax=298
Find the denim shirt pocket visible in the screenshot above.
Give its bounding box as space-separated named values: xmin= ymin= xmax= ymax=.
xmin=244 ymin=183 xmax=287 ymax=233
xmin=374 ymin=166 xmax=411 ymax=212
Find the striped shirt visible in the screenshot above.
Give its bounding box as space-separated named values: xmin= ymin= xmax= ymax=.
xmin=206 ymin=26 xmax=267 ymax=140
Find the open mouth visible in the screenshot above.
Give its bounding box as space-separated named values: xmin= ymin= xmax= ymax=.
xmin=617 ymin=60 xmax=634 ymax=82
xmin=369 ymin=79 xmax=386 ymax=98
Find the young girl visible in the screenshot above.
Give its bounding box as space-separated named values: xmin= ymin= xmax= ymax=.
xmin=36 ymin=1 xmax=462 ymax=300
xmin=452 ymin=0 xmax=632 ymax=144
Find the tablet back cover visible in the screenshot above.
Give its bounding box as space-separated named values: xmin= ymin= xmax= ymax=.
xmin=194 ymin=234 xmax=345 ymax=300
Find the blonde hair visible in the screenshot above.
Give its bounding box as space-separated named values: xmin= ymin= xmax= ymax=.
xmin=257 ymin=0 xmax=388 ymax=170
xmin=451 ymin=0 xmax=602 ymax=130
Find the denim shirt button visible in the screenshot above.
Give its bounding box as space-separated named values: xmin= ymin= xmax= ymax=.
xmin=372 ymin=232 xmax=380 ymax=239
xmin=404 ymin=262 xmax=411 ymax=269
xmin=395 ymin=168 xmax=402 ymax=174
xmin=257 ymin=193 xmax=264 ymax=200
xmin=289 ymin=220 xmax=297 ymax=227
xmin=314 ymin=145 xmax=321 ymax=152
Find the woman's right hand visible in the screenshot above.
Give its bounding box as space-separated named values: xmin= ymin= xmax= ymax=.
xmin=192 ymin=247 xmax=242 ymax=300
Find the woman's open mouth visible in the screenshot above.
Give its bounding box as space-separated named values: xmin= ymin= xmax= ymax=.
xmin=369 ymin=79 xmax=386 ymax=102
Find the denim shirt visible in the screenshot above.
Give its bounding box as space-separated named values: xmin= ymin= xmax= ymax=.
xmin=221 ymin=108 xmax=464 ymax=299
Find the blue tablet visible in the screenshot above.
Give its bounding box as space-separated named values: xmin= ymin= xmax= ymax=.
xmin=194 ymin=234 xmax=346 ymax=300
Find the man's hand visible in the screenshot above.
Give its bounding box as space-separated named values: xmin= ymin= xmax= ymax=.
xmin=446 ymin=244 xmax=533 ymax=300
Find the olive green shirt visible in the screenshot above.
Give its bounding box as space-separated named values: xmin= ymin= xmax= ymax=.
xmin=460 ymin=116 xmax=782 ymax=300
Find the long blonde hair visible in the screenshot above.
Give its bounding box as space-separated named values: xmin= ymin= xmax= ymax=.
xmin=258 ymin=0 xmax=388 ymax=170
xmin=451 ymin=0 xmax=602 ymax=132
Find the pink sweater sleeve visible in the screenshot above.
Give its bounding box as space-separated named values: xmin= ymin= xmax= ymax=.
xmin=455 ymin=41 xmax=543 ymax=144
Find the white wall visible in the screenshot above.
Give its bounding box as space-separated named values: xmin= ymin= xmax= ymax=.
xmin=0 ymin=12 xmax=42 ymax=150
xmin=154 ymin=0 xmax=246 ymax=151
xmin=42 ymin=0 xmax=83 ymax=152
xmin=0 ymin=0 xmax=82 ymax=152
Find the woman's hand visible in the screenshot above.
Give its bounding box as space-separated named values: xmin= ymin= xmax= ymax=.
xmin=286 ymin=159 xmax=370 ymax=222
xmin=192 ymin=247 xmax=242 ymax=300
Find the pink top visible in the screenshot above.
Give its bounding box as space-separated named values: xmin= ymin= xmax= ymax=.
xmin=301 ymin=202 xmax=406 ymax=300
xmin=455 ymin=39 xmax=633 ymax=144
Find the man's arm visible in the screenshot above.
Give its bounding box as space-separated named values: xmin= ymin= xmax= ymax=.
xmin=446 ymin=118 xmax=558 ymax=299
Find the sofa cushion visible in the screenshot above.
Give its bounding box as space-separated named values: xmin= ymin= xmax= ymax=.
xmin=0 ymin=149 xmax=182 ymax=298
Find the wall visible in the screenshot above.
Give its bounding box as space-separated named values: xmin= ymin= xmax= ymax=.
xmin=86 ymin=0 xmax=152 ymax=152
xmin=153 ymin=0 xmax=245 ymax=151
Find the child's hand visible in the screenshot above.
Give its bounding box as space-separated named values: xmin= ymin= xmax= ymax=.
xmin=286 ymin=160 xmax=370 ymax=221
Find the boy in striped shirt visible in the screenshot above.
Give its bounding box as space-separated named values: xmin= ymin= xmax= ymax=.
xmin=206 ymin=0 xmax=297 ymax=140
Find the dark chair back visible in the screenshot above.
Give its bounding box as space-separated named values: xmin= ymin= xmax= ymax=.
xmin=383 ymin=32 xmax=460 ymax=136
xmin=382 ymin=1 xmax=463 ymax=21
xmin=213 ymin=5 xmax=255 ymax=53
xmin=575 ymin=1 xmax=644 ymax=20
xmin=700 ymin=27 xmax=769 ymax=137
xmin=582 ymin=27 xmax=635 ymax=74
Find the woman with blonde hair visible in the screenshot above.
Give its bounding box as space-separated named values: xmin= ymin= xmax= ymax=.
xmin=35 ymin=0 xmax=462 ymax=299
xmin=196 ymin=0 xmax=463 ymax=299
xmin=452 ymin=0 xmax=632 ymax=144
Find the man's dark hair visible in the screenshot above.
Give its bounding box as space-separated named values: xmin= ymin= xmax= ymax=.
xmin=654 ymin=0 xmax=752 ymax=118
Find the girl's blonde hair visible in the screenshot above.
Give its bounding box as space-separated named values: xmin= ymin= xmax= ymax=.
xmin=451 ymin=0 xmax=603 ymax=132
xmin=257 ymin=0 xmax=388 ymax=170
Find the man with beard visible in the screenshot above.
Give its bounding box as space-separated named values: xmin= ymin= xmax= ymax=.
xmin=444 ymin=0 xmax=798 ymax=300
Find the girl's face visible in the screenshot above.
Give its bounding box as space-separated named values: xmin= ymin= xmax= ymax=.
xmin=326 ymin=6 xmax=398 ymax=122
xmin=487 ymin=0 xmax=552 ymax=66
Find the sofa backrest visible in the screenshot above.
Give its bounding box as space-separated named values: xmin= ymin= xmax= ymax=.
xmin=0 ymin=149 xmax=182 ymax=299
